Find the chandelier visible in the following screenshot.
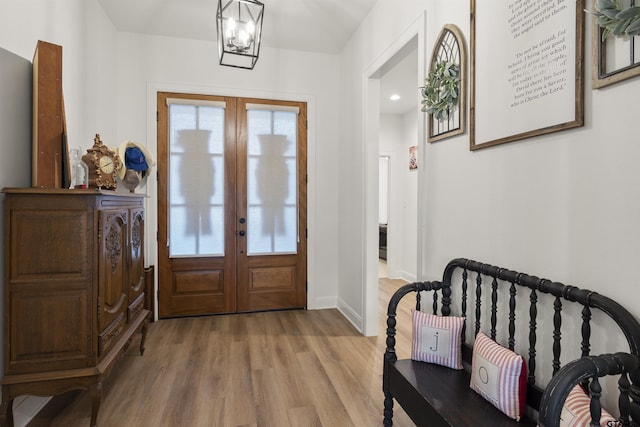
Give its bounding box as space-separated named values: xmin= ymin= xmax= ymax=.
xmin=216 ymin=0 xmax=264 ymax=69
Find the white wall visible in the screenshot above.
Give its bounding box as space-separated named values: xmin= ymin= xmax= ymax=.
xmin=114 ymin=33 xmax=341 ymax=310
xmin=380 ymin=112 xmax=418 ymax=282
xmin=0 ymin=0 xmax=119 ymax=152
xmin=339 ymin=0 xmax=640 ymax=343
xmin=378 ymin=155 xmax=389 ymax=224
xmin=338 ymin=2 xmax=430 ymax=334
xmin=421 ymin=1 xmax=640 ymax=327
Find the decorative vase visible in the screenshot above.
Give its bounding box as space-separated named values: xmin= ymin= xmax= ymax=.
xmin=69 ymin=148 xmax=89 ymax=189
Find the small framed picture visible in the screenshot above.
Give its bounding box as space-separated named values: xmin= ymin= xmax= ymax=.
xmin=409 ymin=146 xmax=418 ymax=170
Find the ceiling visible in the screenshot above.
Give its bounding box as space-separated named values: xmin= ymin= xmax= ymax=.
xmin=97 ymin=0 xmax=378 ymax=53
xmin=97 ymin=0 xmax=418 ymax=114
xmin=378 ymin=46 xmax=419 ymax=115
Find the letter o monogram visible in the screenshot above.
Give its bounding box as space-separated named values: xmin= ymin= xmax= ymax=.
xmin=478 ymin=366 xmax=489 ymax=384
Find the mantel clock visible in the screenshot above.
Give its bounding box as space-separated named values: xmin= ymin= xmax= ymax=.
xmin=82 ymin=134 xmax=121 ymax=189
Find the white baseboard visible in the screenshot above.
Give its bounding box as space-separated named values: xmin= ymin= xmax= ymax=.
xmin=337 ymin=297 xmax=363 ymax=332
xmin=310 ymin=295 xmax=338 ymax=310
xmin=388 ymin=269 xmax=416 ymax=283
xmin=398 ymin=270 xmax=416 ymax=282
xmin=12 ymin=395 xmax=51 ymax=427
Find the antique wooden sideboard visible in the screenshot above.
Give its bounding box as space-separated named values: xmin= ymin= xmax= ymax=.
xmin=0 ymin=189 xmax=150 ymax=427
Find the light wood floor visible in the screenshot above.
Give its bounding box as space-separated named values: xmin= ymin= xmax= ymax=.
xmin=32 ymin=277 xmax=417 ymax=427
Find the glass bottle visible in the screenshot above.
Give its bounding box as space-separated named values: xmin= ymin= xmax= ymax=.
xmin=70 ymin=148 xmax=89 ymax=189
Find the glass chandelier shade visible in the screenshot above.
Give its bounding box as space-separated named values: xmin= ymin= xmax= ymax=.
xmin=216 ymin=0 xmax=264 ymax=69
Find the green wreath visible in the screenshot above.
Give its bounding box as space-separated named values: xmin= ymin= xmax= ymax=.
xmin=420 ymin=61 xmax=460 ymax=121
xmin=592 ymin=0 xmax=640 ymax=40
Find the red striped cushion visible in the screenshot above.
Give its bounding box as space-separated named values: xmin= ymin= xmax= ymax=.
xmin=556 ymin=384 xmax=617 ymax=427
xmin=470 ymin=331 xmax=527 ymax=421
xmin=411 ymin=310 xmax=464 ymax=370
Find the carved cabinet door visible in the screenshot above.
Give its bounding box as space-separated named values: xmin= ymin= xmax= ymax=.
xmin=98 ymin=209 xmax=128 ymax=339
xmin=128 ymin=208 xmax=145 ymax=319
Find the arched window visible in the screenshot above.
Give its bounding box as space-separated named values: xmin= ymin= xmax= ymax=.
xmin=593 ymin=20 xmax=640 ymax=88
xmin=428 ymin=24 xmax=467 ymax=142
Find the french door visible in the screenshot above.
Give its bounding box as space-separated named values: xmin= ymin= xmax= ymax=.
xmin=157 ymin=92 xmax=307 ymax=317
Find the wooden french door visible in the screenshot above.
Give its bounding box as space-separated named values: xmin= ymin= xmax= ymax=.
xmin=157 ymin=92 xmax=307 ymax=317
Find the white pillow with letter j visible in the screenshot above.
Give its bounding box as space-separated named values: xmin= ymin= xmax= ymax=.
xmin=410 ymin=309 xmax=464 ymax=370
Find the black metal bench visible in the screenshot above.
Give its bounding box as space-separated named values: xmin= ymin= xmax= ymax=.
xmin=383 ymin=258 xmax=640 ymax=426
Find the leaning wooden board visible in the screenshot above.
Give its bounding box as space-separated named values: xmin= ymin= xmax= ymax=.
xmin=32 ymin=40 xmax=64 ymax=188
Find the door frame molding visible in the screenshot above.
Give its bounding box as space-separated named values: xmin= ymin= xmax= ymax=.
xmin=145 ymin=82 xmax=317 ymax=320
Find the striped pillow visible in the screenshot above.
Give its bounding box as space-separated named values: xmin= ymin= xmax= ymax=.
xmin=410 ymin=310 xmax=464 ymax=370
xmin=470 ymin=331 xmax=527 ymax=421
xmin=556 ymin=384 xmax=617 ymax=427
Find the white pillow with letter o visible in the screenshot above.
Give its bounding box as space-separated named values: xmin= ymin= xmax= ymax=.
xmin=470 ymin=331 xmax=527 ymax=421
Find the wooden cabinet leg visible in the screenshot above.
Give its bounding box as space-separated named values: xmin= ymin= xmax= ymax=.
xmin=0 ymin=396 xmax=14 ymax=427
xmin=90 ymin=382 xmax=102 ymax=427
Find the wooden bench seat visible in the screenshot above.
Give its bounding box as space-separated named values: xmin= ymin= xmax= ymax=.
xmin=387 ymin=359 xmax=537 ymax=427
xmin=382 ymin=258 xmax=640 ymax=427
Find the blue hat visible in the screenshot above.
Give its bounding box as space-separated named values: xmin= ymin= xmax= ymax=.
xmin=125 ymin=147 xmax=149 ymax=171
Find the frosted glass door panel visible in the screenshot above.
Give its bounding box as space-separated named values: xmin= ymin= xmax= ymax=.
xmin=247 ymin=109 xmax=297 ymax=255
xmin=169 ymin=104 xmax=225 ymax=257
